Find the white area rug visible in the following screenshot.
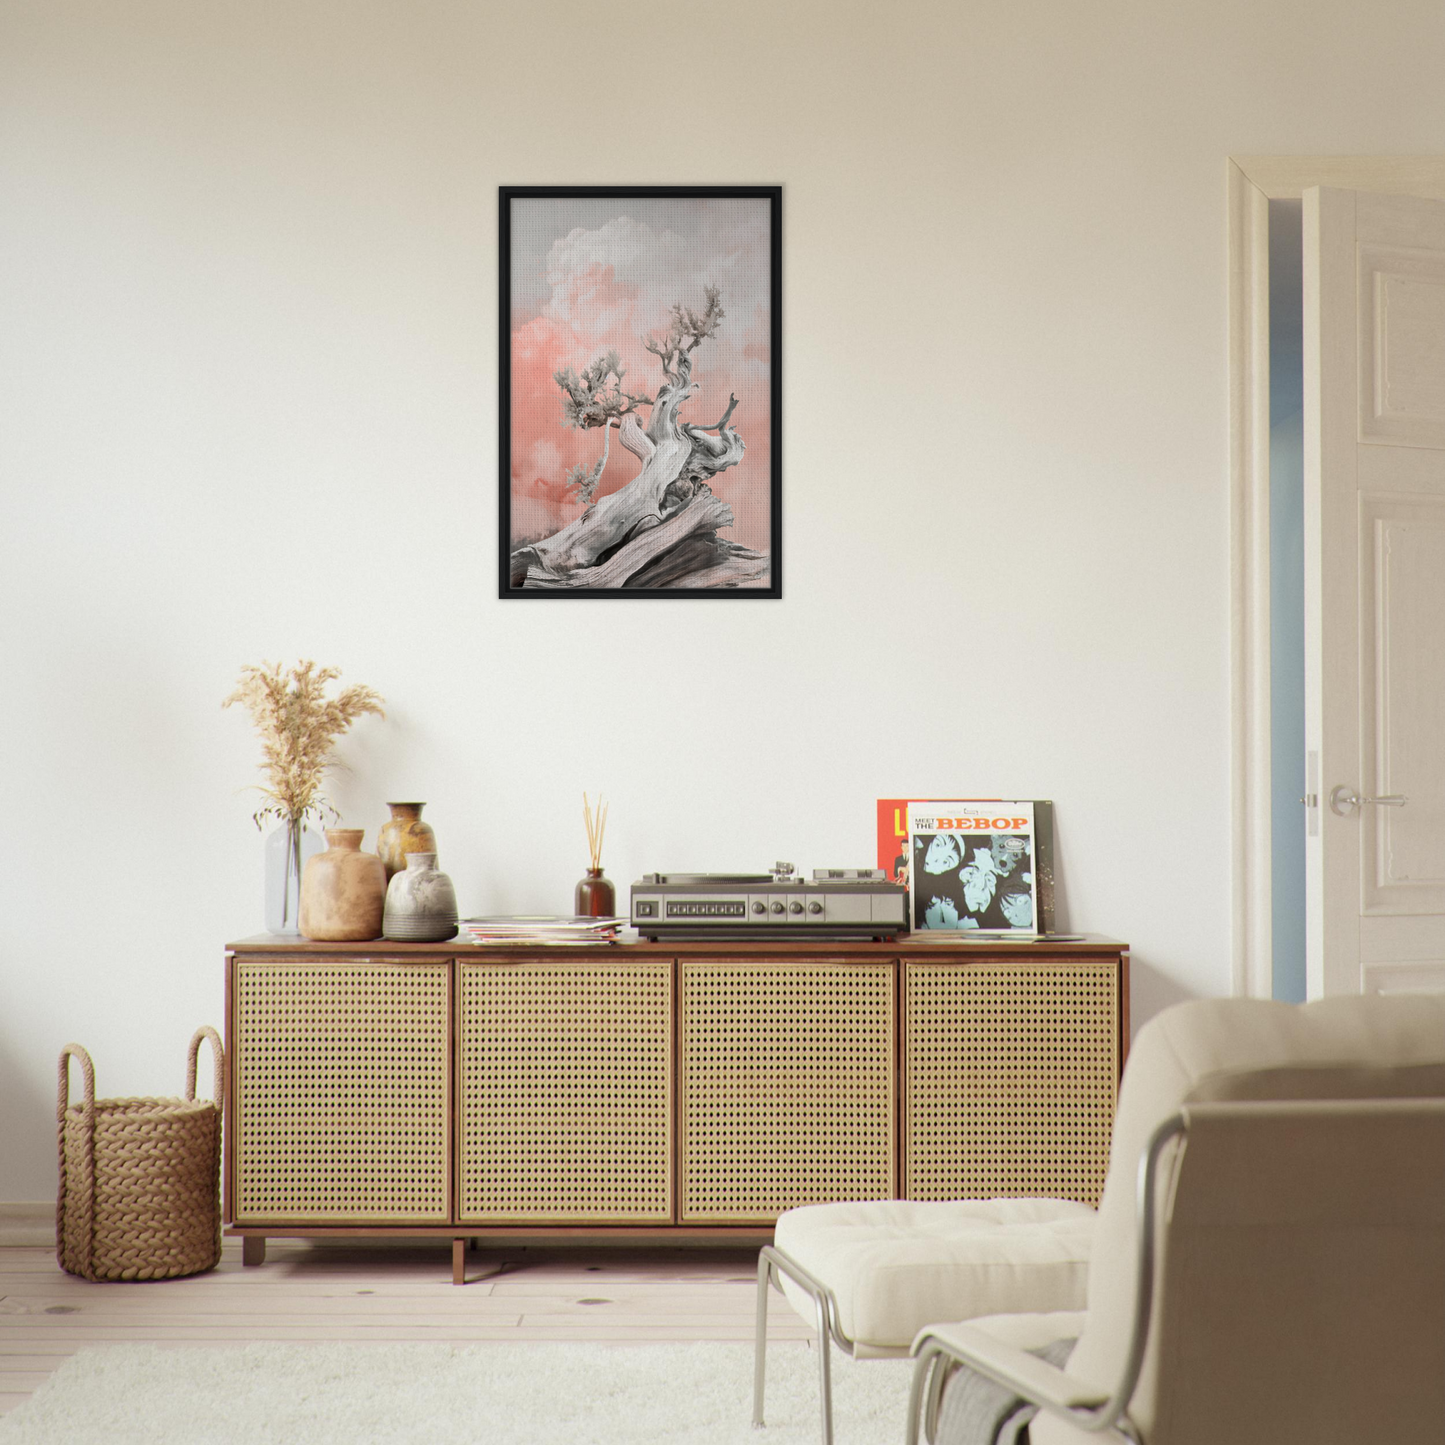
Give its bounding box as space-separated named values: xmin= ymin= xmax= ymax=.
xmin=0 ymin=1340 xmax=914 ymax=1444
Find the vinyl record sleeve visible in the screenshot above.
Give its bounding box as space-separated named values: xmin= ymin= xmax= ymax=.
xmin=877 ymin=798 xmax=1055 ymax=933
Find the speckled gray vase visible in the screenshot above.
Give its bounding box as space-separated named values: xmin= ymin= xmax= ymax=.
xmin=382 ymin=852 xmax=458 ymax=942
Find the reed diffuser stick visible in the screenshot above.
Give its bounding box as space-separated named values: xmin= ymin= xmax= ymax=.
xmin=583 ymin=792 xmax=608 ymax=870
xmin=577 ymin=792 xmax=615 ymax=918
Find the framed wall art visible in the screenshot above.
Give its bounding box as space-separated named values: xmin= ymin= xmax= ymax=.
xmin=499 ymin=186 xmax=781 ymax=598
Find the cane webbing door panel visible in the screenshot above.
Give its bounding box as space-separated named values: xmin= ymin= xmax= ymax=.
xmin=904 ymin=960 xmax=1118 ymax=1205
xmin=679 ymin=959 xmax=895 ymax=1223
xmin=457 ymin=959 xmax=673 ymax=1222
xmin=225 ymin=938 xmax=1126 ymax=1247
xmin=233 ymin=959 xmax=450 ymax=1223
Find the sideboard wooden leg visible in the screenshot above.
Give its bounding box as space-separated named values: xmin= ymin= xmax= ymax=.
xmin=452 ymin=1237 xmax=465 ymax=1285
xmin=241 ymin=1236 xmax=266 ymax=1268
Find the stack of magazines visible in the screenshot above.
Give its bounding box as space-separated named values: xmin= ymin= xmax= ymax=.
xmin=458 ymin=915 xmax=626 ymax=946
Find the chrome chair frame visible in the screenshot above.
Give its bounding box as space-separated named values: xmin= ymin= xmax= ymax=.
xmin=904 ymin=1114 xmax=1186 ymax=1445
xmin=753 ymin=1243 xmax=873 ymax=1445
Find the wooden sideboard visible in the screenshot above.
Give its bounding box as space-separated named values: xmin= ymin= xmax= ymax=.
xmin=224 ymin=935 xmax=1129 ymax=1281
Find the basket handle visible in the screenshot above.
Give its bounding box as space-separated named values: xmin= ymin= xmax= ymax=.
xmin=56 ymin=1043 xmax=98 ymax=1277
xmin=185 ymin=1026 xmax=225 ymax=1108
xmin=57 ymin=1043 xmax=95 ymax=1125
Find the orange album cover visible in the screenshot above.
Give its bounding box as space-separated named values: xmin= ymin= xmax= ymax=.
xmin=876 ymin=797 xmax=1056 ymax=931
xmin=876 ymin=799 xmax=998 ymax=885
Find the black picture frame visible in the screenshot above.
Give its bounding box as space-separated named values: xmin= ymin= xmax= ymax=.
xmin=499 ymin=185 xmax=782 ymax=598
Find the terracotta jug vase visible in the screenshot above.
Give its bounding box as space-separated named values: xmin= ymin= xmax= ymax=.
xmin=377 ymin=802 xmax=438 ymax=881
xmin=299 ymin=829 xmax=385 ymax=941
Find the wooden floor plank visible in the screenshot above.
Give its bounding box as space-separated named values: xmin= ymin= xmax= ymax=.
xmin=0 ymin=1247 xmax=761 ymax=1278
xmin=0 ymin=1288 xmax=767 ymax=1318
xmin=0 ymin=1241 xmax=806 ymax=1414
xmin=0 ymin=1296 xmax=526 ymax=1318
xmin=0 ymin=1279 xmax=501 ymax=1300
xmin=1 ymin=1317 xmax=804 ymax=1338
xmin=0 ymin=1356 xmax=72 ymax=1372
xmin=0 ymin=1325 xmax=800 ymax=1344
xmin=0 ymin=1374 xmax=47 ymax=1392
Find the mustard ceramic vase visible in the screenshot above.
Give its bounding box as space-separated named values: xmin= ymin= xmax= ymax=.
xmin=299 ymin=829 xmax=385 ymax=941
xmin=376 ymin=802 xmax=438 ymax=881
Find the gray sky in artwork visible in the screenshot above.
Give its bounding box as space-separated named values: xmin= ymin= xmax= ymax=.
xmin=505 ymin=193 xmax=774 ymax=553
xmin=508 ymin=196 xmax=771 ymax=330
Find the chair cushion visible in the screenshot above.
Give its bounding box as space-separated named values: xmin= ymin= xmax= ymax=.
xmin=772 ymin=1198 xmax=1096 ymax=1354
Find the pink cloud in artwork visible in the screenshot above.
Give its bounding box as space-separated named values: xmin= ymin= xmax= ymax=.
xmin=506 ymin=197 xmax=774 ymax=582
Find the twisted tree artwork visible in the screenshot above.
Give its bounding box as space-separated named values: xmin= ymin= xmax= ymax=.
xmin=501 ymin=188 xmax=780 ymax=596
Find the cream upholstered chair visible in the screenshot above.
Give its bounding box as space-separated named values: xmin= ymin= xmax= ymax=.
xmin=753 ymin=1164 xmax=1098 ymax=1439
xmin=907 ymin=993 xmax=1445 ymax=1445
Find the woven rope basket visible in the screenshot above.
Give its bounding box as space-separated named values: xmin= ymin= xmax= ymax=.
xmin=57 ymin=1027 xmax=224 ymax=1282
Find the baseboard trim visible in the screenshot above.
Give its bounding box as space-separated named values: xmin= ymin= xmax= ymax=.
xmin=0 ymin=1201 xmax=54 ymax=1247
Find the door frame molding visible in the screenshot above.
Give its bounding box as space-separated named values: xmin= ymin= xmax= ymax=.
xmin=1228 ymin=156 xmax=1445 ymax=1000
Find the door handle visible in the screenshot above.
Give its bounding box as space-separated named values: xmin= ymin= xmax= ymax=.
xmin=1329 ymin=786 xmax=1408 ymax=816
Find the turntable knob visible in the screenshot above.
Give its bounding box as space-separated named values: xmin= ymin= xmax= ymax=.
xmin=789 ymin=901 xmax=804 ymax=915
xmin=770 ymin=902 xmax=785 ymax=915
xmin=752 ymin=901 xmax=766 ymax=914
xmin=808 ymin=901 xmax=823 ymax=915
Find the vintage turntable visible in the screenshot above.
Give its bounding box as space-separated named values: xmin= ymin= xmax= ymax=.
xmin=630 ymin=863 xmax=907 ymax=940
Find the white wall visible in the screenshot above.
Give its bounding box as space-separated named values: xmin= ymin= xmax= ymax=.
xmin=3 ymin=0 xmax=1442 ymax=1200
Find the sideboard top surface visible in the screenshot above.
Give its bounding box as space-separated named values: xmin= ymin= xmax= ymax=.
xmin=227 ymin=932 xmax=1127 ymax=959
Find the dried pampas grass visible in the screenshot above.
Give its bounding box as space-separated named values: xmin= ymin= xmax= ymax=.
xmin=223 ymin=660 xmax=385 ymax=828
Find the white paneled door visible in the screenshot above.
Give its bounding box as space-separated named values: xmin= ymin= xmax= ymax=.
xmin=1305 ymin=187 xmax=1445 ymax=996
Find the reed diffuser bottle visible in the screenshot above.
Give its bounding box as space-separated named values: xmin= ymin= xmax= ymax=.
xmin=575 ymin=792 xmax=616 ymax=917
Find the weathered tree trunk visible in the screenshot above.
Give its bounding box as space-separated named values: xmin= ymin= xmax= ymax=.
xmin=511 ymin=349 xmax=760 ymax=591
xmin=521 ymin=489 xmax=730 ymax=590
xmin=617 ymin=412 xmax=654 ymax=463
xmin=635 ymin=535 xmax=770 ymax=589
